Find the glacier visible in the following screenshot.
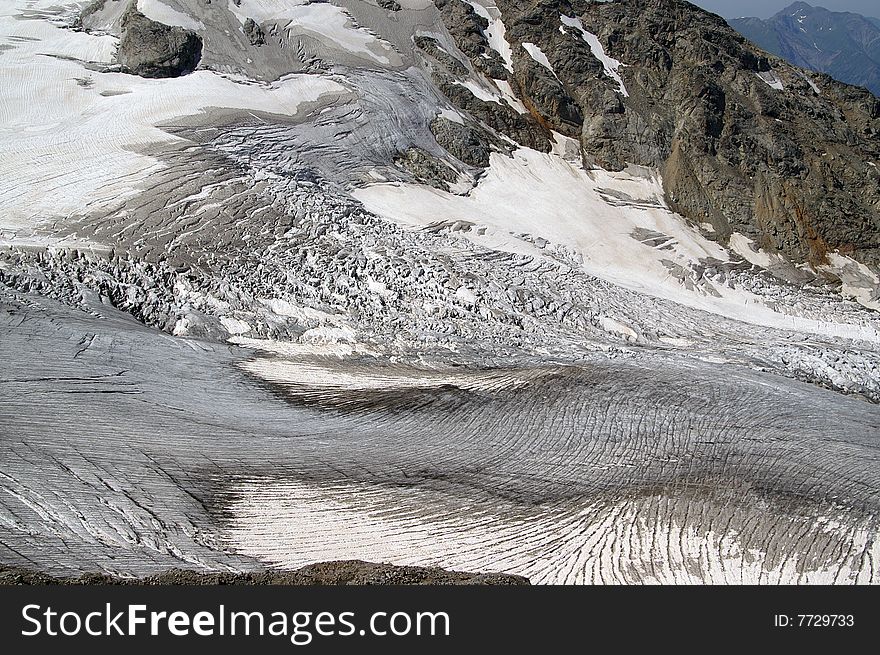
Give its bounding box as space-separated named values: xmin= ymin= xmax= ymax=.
xmin=0 ymin=0 xmax=878 ymax=584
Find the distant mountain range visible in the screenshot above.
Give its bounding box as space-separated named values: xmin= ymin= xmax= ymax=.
xmin=729 ymin=1 xmax=880 ymax=95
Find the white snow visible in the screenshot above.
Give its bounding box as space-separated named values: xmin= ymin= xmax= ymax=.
xmin=367 ymin=277 xmax=394 ymax=297
xmin=801 ymin=73 xmax=821 ymax=94
xmin=137 ymin=0 xmax=205 ymax=31
xmin=300 ymin=325 xmax=358 ymax=344
xmin=455 ymin=286 xmax=478 ymax=305
xmin=728 ymin=233 xmax=784 ymax=269
xmin=355 ymin=148 xmax=880 ymax=342
xmin=820 ymin=252 xmax=880 ymax=312
xmin=550 ymin=131 xmax=582 ymax=162
xmin=757 ymin=69 xmax=785 ymax=91
xmin=230 ymin=336 xmax=375 ymax=359
xmin=598 ymin=315 xmax=638 ymax=340
xmin=220 ymin=316 xmax=252 ymax=335
xmin=454 ymin=78 xmax=504 ymax=105
xmin=560 ymin=14 xmax=628 ymax=96
xmin=286 ymin=4 xmax=398 ymax=65
xmin=522 ymin=42 xmax=559 ymax=80
xmin=229 ymin=1 xmax=399 ymax=65
xmin=356 ymin=148 xmax=726 ymax=300
xmin=439 ymin=107 xmax=466 ymax=124
xmin=493 ymin=78 xmax=528 ymax=113
xmin=0 ymin=3 xmax=346 ymax=232
xmin=237 ymin=359 xmax=535 ymax=393
xmin=225 ymin=478 xmax=880 ymax=584
xmin=259 ymin=298 xmax=347 ymax=325
xmin=226 ymin=0 xmax=311 ymax=24
xmin=461 ymin=1 xmax=514 ymax=74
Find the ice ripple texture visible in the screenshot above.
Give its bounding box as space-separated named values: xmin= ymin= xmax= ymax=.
xmin=1 ymin=290 xmax=877 ymax=583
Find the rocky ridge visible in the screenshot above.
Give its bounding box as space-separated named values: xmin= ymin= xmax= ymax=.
xmin=432 ymin=0 xmax=880 ymax=269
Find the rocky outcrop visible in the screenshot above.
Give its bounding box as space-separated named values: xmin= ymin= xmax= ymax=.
xmin=117 ymin=3 xmax=202 ymax=78
xmin=243 ymin=17 xmax=266 ymax=47
xmin=434 ymin=0 xmax=509 ymax=81
xmin=580 ymin=0 xmax=880 ymax=267
xmin=378 ymin=0 xmax=403 ymax=11
xmin=395 ymin=147 xmax=461 ymax=188
xmin=0 ymin=561 xmax=530 ymax=585
xmin=430 ymin=117 xmax=494 ymax=168
xmin=413 ymin=30 xmax=551 ymax=155
xmin=436 ymin=0 xmax=880 ymax=267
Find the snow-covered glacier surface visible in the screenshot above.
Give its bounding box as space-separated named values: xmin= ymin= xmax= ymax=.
xmin=0 ymin=0 xmax=878 ymax=583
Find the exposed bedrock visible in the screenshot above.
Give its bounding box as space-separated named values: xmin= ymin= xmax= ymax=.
xmin=429 ymin=116 xmax=493 ymax=168
xmin=436 ymin=0 xmax=880 ymax=268
xmin=1 ymin=561 xmax=529 ymax=586
xmin=377 ymin=0 xmax=403 ymax=11
xmin=117 ymin=3 xmax=202 ymax=78
xmin=243 ymin=17 xmax=265 ymax=47
xmin=434 ymin=0 xmax=510 ymax=81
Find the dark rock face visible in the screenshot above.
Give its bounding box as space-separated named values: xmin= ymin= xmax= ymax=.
xmin=117 ymin=4 xmax=202 ymax=78
xmin=395 ymin=147 xmax=461 ymax=188
xmin=730 ymin=2 xmax=880 ymax=97
xmin=505 ymin=2 xmax=589 ymax=138
xmin=415 ymin=13 xmax=551 ymax=153
xmin=243 ymin=17 xmax=266 ymax=47
xmin=436 ymin=0 xmax=880 ymax=267
xmin=430 ymin=117 xmax=493 ymax=168
xmin=378 ymin=0 xmax=402 ymax=11
xmin=565 ymin=0 xmax=880 ymax=266
xmin=0 ymin=561 xmax=530 ymax=586
xmin=412 ymin=32 xmax=551 ymax=157
xmin=434 ymin=0 xmax=509 ymax=81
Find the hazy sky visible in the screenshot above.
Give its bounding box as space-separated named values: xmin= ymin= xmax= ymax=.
xmin=691 ymin=1 xmax=880 ymax=19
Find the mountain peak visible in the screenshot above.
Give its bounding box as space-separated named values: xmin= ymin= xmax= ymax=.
xmin=781 ymin=1 xmax=816 ymax=12
xmin=731 ymin=3 xmax=880 ymax=95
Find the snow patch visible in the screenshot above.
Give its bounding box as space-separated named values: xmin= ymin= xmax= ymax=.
xmin=522 ymin=42 xmax=559 ymax=80
xmin=550 ymin=131 xmax=582 ymax=162
xmin=260 ymin=298 xmax=346 ymax=326
xmin=493 ymin=78 xmax=528 ymax=113
xmin=560 ymin=14 xmax=628 ymax=96
xmin=220 ymin=316 xmax=252 ymax=335
xmin=300 ymin=325 xmax=358 ymax=344
xmin=598 ymin=315 xmax=638 ymax=340
xmin=820 ymin=253 xmax=880 ymax=312
xmin=229 ymin=1 xmax=398 ymax=65
xmin=439 ymin=107 xmax=465 ymax=124
xmin=0 ymin=7 xmax=346 ymax=232
xmin=137 ymin=0 xmax=205 ymax=31
xmin=455 ymin=286 xmax=478 ymax=305
xmin=236 ymin=362 xmax=530 ymax=392
xmin=801 ymin=73 xmax=821 ymax=94
xmin=461 ymin=0 xmax=514 ymax=74
xmin=227 ymin=0 xmax=311 ymax=24
xmin=454 ymin=78 xmax=504 ymax=105
xmin=354 ymin=148 xmax=880 ymax=341
xmin=728 ymin=233 xmax=784 ymax=269
xmin=757 ymin=69 xmax=785 ymax=91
